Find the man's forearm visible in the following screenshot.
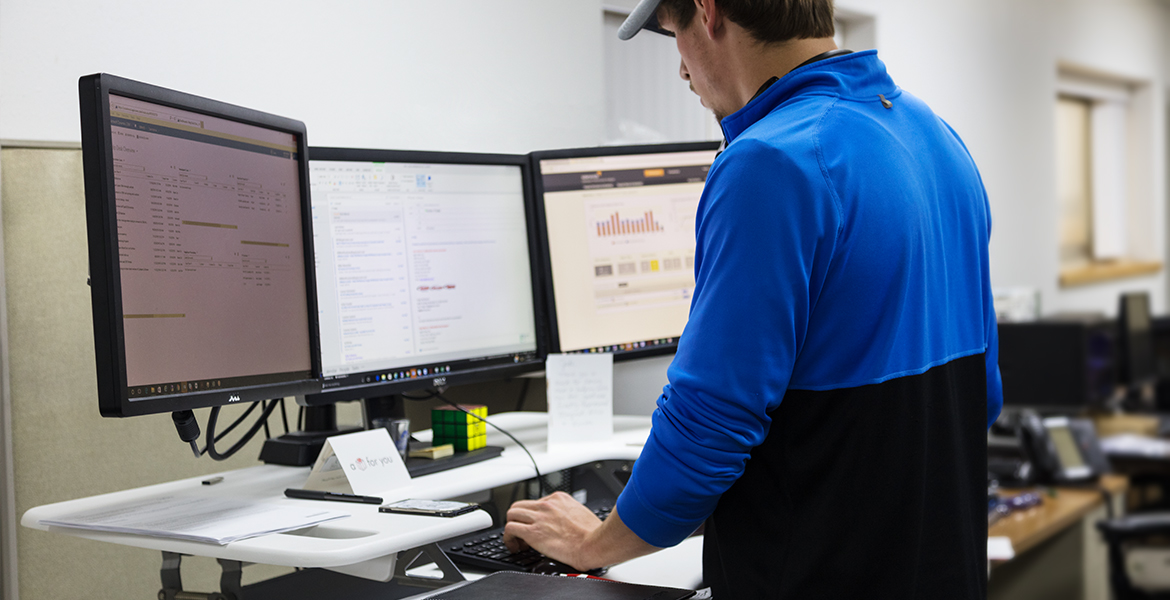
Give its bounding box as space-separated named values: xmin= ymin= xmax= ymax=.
xmin=575 ymin=508 xmax=661 ymax=570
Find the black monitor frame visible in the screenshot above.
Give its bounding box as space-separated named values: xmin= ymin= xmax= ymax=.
xmin=1118 ymin=291 xmax=1156 ymax=386
xmin=997 ymin=317 xmax=1115 ymax=411
xmin=529 ymin=141 xmax=720 ymax=362
xmin=80 ymin=73 xmax=322 ymax=417
xmin=302 ymin=147 xmax=548 ymax=405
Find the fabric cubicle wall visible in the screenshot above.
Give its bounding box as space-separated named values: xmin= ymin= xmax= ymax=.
xmin=0 ymin=147 xmax=17 ymax=600
xmin=0 ymin=144 xmax=297 ymax=600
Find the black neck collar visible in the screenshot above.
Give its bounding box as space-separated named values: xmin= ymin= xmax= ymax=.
xmin=750 ymin=49 xmax=855 ymax=102
xmin=721 ymin=49 xmax=856 ymax=156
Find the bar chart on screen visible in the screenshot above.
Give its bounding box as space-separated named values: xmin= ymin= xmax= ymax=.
xmin=583 ymin=189 xmax=700 ymax=315
xmin=594 ymin=209 xmax=666 ymax=236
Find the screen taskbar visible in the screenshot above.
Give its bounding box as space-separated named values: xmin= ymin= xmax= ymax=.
xmin=128 ymin=370 xmax=314 ymax=401
xmin=323 ymin=351 xmax=542 ymax=389
xmin=564 ymin=337 xmax=677 ymax=355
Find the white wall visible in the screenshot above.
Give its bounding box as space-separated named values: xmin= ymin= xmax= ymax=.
xmin=603 ymin=8 xmax=721 ymax=144
xmin=5 ymin=0 xmax=1167 ymax=316
xmin=834 ymin=0 xmax=1170 ymax=317
xmin=0 ymin=0 xmax=606 ymax=154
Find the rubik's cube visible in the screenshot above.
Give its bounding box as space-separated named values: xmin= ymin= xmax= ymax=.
xmin=431 ymin=405 xmax=487 ymax=452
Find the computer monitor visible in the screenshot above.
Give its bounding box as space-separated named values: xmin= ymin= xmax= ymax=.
xmin=303 ymin=147 xmax=545 ymax=405
xmin=80 ymin=74 xmax=321 ymax=418
xmin=997 ymin=316 xmax=1115 ymax=410
xmin=531 ymin=142 xmax=720 ymax=361
xmin=1118 ymin=291 xmax=1156 ymax=386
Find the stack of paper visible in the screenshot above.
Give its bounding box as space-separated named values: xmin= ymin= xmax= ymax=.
xmin=40 ymin=495 xmax=347 ymax=545
xmin=1100 ymin=434 xmax=1170 ymax=458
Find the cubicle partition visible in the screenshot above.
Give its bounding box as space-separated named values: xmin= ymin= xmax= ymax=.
xmin=0 ymin=144 xmax=298 ymax=599
xmin=0 ymin=146 xmax=16 ymax=600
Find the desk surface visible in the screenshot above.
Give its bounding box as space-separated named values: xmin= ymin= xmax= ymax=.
xmin=22 ymin=413 xmax=653 ymax=570
xmin=989 ymin=474 xmax=1127 ymax=557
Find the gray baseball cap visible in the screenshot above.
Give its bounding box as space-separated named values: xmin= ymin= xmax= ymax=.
xmin=618 ymin=0 xmax=671 ymax=40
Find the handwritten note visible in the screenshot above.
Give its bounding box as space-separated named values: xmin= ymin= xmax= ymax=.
xmin=546 ymin=353 xmax=613 ymax=452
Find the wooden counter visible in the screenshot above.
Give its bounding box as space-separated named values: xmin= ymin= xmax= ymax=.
xmin=987 ymin=475 xmax=1127 ymax=600
xmin=990 ymin=475 xmax=1128 ymax=557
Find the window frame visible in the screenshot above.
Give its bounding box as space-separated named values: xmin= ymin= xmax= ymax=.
xmin=1055 ymin=68 xmax=1161 ymax=287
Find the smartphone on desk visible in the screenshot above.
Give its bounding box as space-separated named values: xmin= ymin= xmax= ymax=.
xmin=379 ymin=499 xmax=480 ymax=517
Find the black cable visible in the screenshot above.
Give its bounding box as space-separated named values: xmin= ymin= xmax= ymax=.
xmin=514 ymin=378 xmax=532 ymax=412
xmin=203 ymin=401 xmax=277 ymax=459
xmin=297 ymin=405 xmax=304 ymax=431
xmin=209 ymin=401 xmax=261 ymax=442
xmin=262 ymin=400 xmax=272 ymax=439
xmin=394 ymin=390 xmax=549 ymax=496
xmin=203 ymin=400 xmax=280 ymax=461
xmin=431 ymin=391 xmax=548 ymax=497
xmin=171 ymin=411 xmax=201 ymax=458
xmin=279 ymin=398 xmax=290 ymax=434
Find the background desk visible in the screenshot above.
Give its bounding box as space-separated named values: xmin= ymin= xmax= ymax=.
xmin=989 ymin=475 xmax=1127 ymax=600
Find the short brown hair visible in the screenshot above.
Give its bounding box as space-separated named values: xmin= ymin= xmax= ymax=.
xmin=658 ymin=0 xmax=835 ymax=44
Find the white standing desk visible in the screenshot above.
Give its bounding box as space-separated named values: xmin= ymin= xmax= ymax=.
xmin=22 ymin=413 xmax=653 ymax=582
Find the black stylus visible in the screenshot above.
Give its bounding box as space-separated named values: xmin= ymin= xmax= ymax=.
xmin=284 ymin=488 xmax=383 ymax=505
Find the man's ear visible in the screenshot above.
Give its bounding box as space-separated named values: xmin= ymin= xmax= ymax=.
xmin=695 ymin=0 xmax=722 ymax=40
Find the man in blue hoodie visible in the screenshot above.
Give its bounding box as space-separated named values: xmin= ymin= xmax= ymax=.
xmin=504 ymin=1 xmax=1002 ymax=597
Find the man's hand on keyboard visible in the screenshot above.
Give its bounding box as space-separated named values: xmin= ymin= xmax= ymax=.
xmin=503 ymin=491 xmax=661 ymax=571
xmin=503 ymin=491 xmax=602 ymax=569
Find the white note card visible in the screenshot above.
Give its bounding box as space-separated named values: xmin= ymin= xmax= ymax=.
xmin=546 ymin=353 xmax=613 ymax=452
xmin=303 ymin=428 xmax=411 ymax=498
xmin=987 ymin=536 xmax=1015 ymax=561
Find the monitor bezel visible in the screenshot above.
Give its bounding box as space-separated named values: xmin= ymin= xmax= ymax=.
xmin=529 ymin=141 xmax=720 ymax=362
xmin=80 ymin=73 xmax=323 ymax=418
xmin=1118 ymin=291 xmax=1156 ymax=386
xmin=302 ymin=146 xmax=549 ymax=405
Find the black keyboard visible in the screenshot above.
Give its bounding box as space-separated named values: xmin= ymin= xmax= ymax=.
xmin=443 ymin=504 xmax=612 ymax=575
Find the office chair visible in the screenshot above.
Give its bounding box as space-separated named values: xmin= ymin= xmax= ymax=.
xmin=1098 ymin=514 xmax=1170 ymax=599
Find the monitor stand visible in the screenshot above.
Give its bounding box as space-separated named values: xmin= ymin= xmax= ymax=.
xmin=258 ymin=405 xmax=362 ymax=467
xmin=370 ymin=394 xmax=506 ymax=477
xmin=362 ymin=395 xmax=407 ymax=429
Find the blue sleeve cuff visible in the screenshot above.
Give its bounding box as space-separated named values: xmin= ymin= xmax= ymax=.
xmin=613 ymin=394 xmax=754 ymax=548
xmin=984 ymin=289 xmax=1003 ymax=429
xmin=615 ymin=464 xmax=707 ymax=548
xmin=986 ymin=363 xmax=1003 ymax=428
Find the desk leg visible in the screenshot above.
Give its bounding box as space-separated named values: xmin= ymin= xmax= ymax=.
xmin=218 ymin=558 xmax=244 ymax=600
xmin=1081 ymin=502 xmax=1115 ymax=600
xmin=158 ymin=552 xmax=245 ymax=600
xmin=160 ymin=552 xmax=184 ymax=598
xmin=988 ymin=500 xmax=1119 ymax=600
